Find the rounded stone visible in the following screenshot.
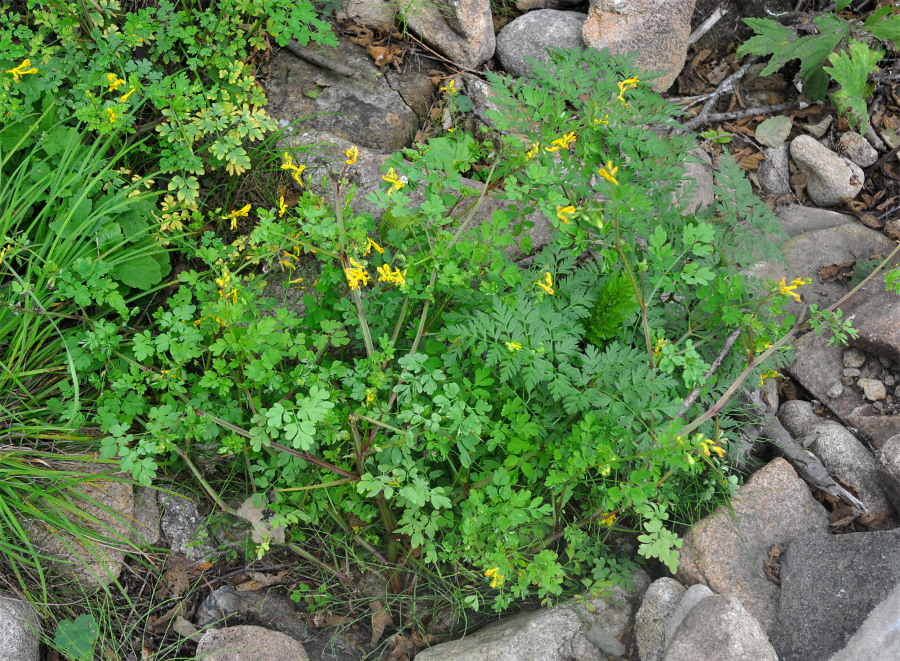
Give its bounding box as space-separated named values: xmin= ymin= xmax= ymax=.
xmin=837 ymin=131 xmax=879 ymax=168
xmin=858 ymin=378 xmax=887 ymax=401
xmin=843 ymin=347 xmax=866 ymax=369
xmin=790 ymin=135 xmax=864 ymax=207
xmin=635 ymin=578 xmax=686 ymax=661
xmin=496 ymin=10 xmax=587 ymax=78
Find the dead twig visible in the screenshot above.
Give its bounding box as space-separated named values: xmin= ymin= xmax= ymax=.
xmin=677 ymin=327 xmax=743 ymax=417
xmin=681 ymin=56 xmax=759 ymax=131
xmin=686 ymin=101 xmax=800 ymax=129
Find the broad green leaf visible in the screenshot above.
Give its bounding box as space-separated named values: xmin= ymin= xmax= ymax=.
xmin=112 ymin=253 xmax=163 ymax=289
xmin=865 ymin=9 xmax=900 ymax=43
xmin=754 ymin=115 xmax=793 ymax=147
xmin=824 ymin=40 xmax=884 ymax=132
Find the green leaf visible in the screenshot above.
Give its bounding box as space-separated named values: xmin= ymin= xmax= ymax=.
xmin=112 ymin=254 xmax=163 ymax=289
xmin=824 ymin=40 xmax=884 ymax=132
xmin=865 ymin=9 xmax=900 ymax=43
xmin=754 ymin=115 xmax=792 ymax=147
xmin=55 ymin=614 xmax=98 ymax=661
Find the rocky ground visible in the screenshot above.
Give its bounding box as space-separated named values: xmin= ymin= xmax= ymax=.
xmin=4 ymin=0 xmax=900 ymax=659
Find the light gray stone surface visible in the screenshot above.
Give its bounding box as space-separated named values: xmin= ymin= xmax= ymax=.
xmin=159 ymin=491 xmax=217 ymax=561
xmin=196 ymin=625 xmax=309 ymax=661
xmin=663 ymin=584 xmax=715 ymax=648
xmin=836 ymin=131 xmax=878 ymax=168
xmin=496 ymin=10 xmax=587 ymax=78
xmin=398 ymin=0 xmax=495 ymax=68
xmin=790 ymin=135 xmax=864 ymax=206
xmin=582 ymin=0 xmax=696 ymax=92
xmin=757 ymin=144 xmax=791 ymax=195
xmin=829 ymin=581 xmax=900 ymax=661
xmin=776 ymin=204 xmax=855 ymax=238
xmin=662 ymin=594 xmax=778 ymax=661
xmin=877 ymin=434 xmax=900 ymax=514
xmin=0 ymin=595 xmax=39 ymax=661
xmin=634 ymin=578 xmax=685 ymax=661
xmin=416 ymin=571 xmax=650 ymax=661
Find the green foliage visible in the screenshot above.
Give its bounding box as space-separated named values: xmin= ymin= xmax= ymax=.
xmin=737 ymin=7 xmax=900 ymax=131
xmin=54 ymin=614 xmax=99 ymax=661
xmin=82 ymin=48 xmax=791 ymax=612
xmin=0 ymin=0 xmax=336 ymax=199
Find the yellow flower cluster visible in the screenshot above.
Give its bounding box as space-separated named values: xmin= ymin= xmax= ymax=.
xmin=535 ymin=271 xmax=554 ymax=295
xmin=344 ymin=257 xmax=369 ymax=290
xmin=222 ymin=203 xmax=251 ymax=230
xmin=281 ymin=153 xmax=305 ymax=185
xmin=617 ymin=76 xmax=639 ymax=106
xmin=216 ymin=269 xmax=238 ymax=303
xmin=556 ymin=205 xmax=575 ymax=224
xmin=344 ymin=145 xmax=359 ymax=165
xmin=545 ymin=131 xmax=576 ymax=153
xmin=5 ymin=59 xmax=38 ymax=83
xmin=107 ymin=73 xmax=126 ymax=92
xmin=484 ymin=567 xmax=505 ymax=589
xmin=505 ymin=341 xmax=522 ymax=352
xmin=776 ymin=276 xmax=810 ymax=303
xmin=700 ymin=439 xmax=726 ymax=458
xmin=758 ymin=368 xmax=780 ymax=387
xmin=376 ymin=264 xmax=406 ymax=287
xmin=364 ymin=237 xmax=384 ymax=256
xmin=652 ymin=337 xmax=668 ymax=358
xmin=0 ymin=244 xmax=13 ymax=262
xmin=526 ymin=142 xmax=539 ymax=161
xmin=278 ymin=196 xmax=288 ymax=218
xmin=382 ymin=167 xmax=406 ymax=195
xmin=440 ymin=78 xmax=456 ymax=94
xmin=598 ymin=160 xmax=619 ymax=185
xmin=600 ymin=512 xmax=617 ymax=527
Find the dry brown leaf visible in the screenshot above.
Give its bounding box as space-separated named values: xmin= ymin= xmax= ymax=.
xmin=172 ymin=616 xmax=202 ymax=641
xmin=859 ymin=213 xmax=884 ymax=229
xmin=883 ymin=115 xmax=900 ymax=130
xmin=706 ymin=60 xmax=730 ymax=85
xmin=235 ymin=569 xmax=291 ymax=591
xmin=369 ymin=600 xmax=393 ymax=648
xmin=367 ymin=44 xmax=402 ymax=69
xmin=819 ymin=260 xmax=855 ymax=283
xmin=737 ymin=152 xmax=765 ymax=170
xmin=148 ymin=602 xmax=185 ymax=634
xmin=346 ymin=26 xmax=374 ymax=47
xmin=163 ymin=554 xmax=190 ymax=598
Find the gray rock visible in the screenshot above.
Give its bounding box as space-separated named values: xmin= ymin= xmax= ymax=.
xmin=681 ymin=148 xmax=714 ymax=214
xmin=196 ymin=625 xmax=309 ymax=661
xmin=131 ymin=486 xmax=161 ymax=546
xmin=757 ymin=144 xmax=791 ymax=195
xmin=397 ymin=0 xmax=495 ymax=68
xmin=582 ymin=0 xmax=696 ymax=92
xmin=773 ymin=529 xmax=900 ymax=661
xmin=843 ymin=348 xmax=866 ymax=369
xmin=496 ymin=10 xmax=587 ymax=79
xmin=516 ymin=0 xmax=584 ymax=10
xmin=662 ymin=594 xmax=778 ymax=661
xmin=159 ymin=491 xmax=217 ymax=562
xmin=876 ymin=434 xmax=900 ymax=514
xmin=336 ymin=0 xmax=397 ymax=28
xmin=829 ymin=580 xmax=900 ymax=661
xmin=790 ymin=135 xmax=864 ymax=207
xmin=840 ymin=271 xmax=900 ymax=365
xmin=837 ymin=131 xmax=878 ymax=168
xmin=800 ymin=420 xmax=894 ymax=517
xmin=663 ymin=584 xmax=715 ymax=649
xmin=264 ymin=36 xmax=433 ymax=152
xmin=858 ymin=378 xmax=887 ymax=401
xmin=777 ymin=400 xmax=821 ymax=440
xmin=777 ymin=205 xmax=855 ymax=238
xmin=676 ymin=458 xmax=828 ymax=633
xmin=843 ymin=367 xmax=861 ymax=377
xmin=787 ymin=331 xmax=900 ymax=450
xmin=198 ymin=586 xmax=311 ymax=641
xmin=0 ymin=594 xmax=39 ymax=661
xmin=416 ymin=571 xmax=651 ymax=661
xmin=634 ymin=578 xmax=686 ymax=661
xmin=744 ymin=222 xmax=898 ymax=320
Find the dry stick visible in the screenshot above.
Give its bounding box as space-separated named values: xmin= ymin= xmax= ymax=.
xmin=677 ymin=327 xmax=743 ymax=417
xmin=404 ymin=32 xmax=484 ymax=76
xmin=682 ymin=56 xmax=759 ymax=132
xmin=747 ymin=390 xmax=868 ymax=512
xmin=687 ymin=101 xmax=800 ymax=128
xmin=688 ymin=7 xmax=728 ymax=46
xmin=284 ymin=38 xmax=360 ymax=79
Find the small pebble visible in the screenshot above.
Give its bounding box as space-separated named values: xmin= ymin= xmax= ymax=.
xmin=843 ymin=367 xmax=861 ymax=377
xmin=874 ymin=400 xmax=884 ymax=411
xmin=879 ymin=355 xmax=894 ymax=368
xmin=843 ymin=348 xmax=866 ymax=369
xmin=858 ymin=378 xmax=887 ymax=401
xmin=885 ymin=375 xmax=896 ymax=387
xmin=842 ymin=376 xmax=855 ymax=386
xmin=826 ymin=382 xmax=845 ymax=399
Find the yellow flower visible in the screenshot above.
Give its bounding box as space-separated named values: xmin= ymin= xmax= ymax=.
xmin=617 ymin=76 xmax=639 ymax=105
xmin=484 ymin=567 xmax=505 ymax=589
xmin=545 ymin=131 xmax=576 ymax=152
xmin=600 ymin=512 xmax=617 ymax=527
xmin=106 ymin=73 xmax=126 ymax=92
xmin=505 ymin=341 xmax=522 ymax=352
xmin=365 ymin=388 xmax=376 ymax=405
xmin=278 ymin=196 xmax=288 ymax=218
xmin=526 ymin=142 xmax=539 ymax=161
xmin=376 ymin=264 xmax=406 ymax=287
xmin=6 ymin=59 xmax=38 ymax=83
xmin=279 ymin=259 xmax=296 ymax=271
xmin=382 ymin=167 xmax=406 ymax=195
xmin=777 ymin=276 xmax=809 ymax=303
xmin=345 ymin=257 xmax=369 ymax=290
xmin=222 ymin=203 xmax=251 ymax=230
xmin=363 ymin=237 xmax=384 ymax=256
xmin=652 ymin=338 xmax=668 ymax=358
xmin=536 ymin=271 xmax=554 ymax=295
xmin=344 ymin=145 xmax=359 ymax=165
xmin=440 ymin=79 xmax=456 ymax=94
xmin=598 ymin=161 xmax=619 ymax=185
xmin=556 ymin=205 xmax=575 ymax=224
xmin=281 ymin=153 xmax=306 ymax=186
xmin=120 ymin=88 xmax=136 ymax=103
xmin=759 ymin=369 xmax=780 ymax=387
xmin=594 ymin=113 xmax=609 ymax=125
xmin=105 ymin=107 xmax=116 ymax=123
xmin=0 ymin=244 xmax=12 ymax=262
